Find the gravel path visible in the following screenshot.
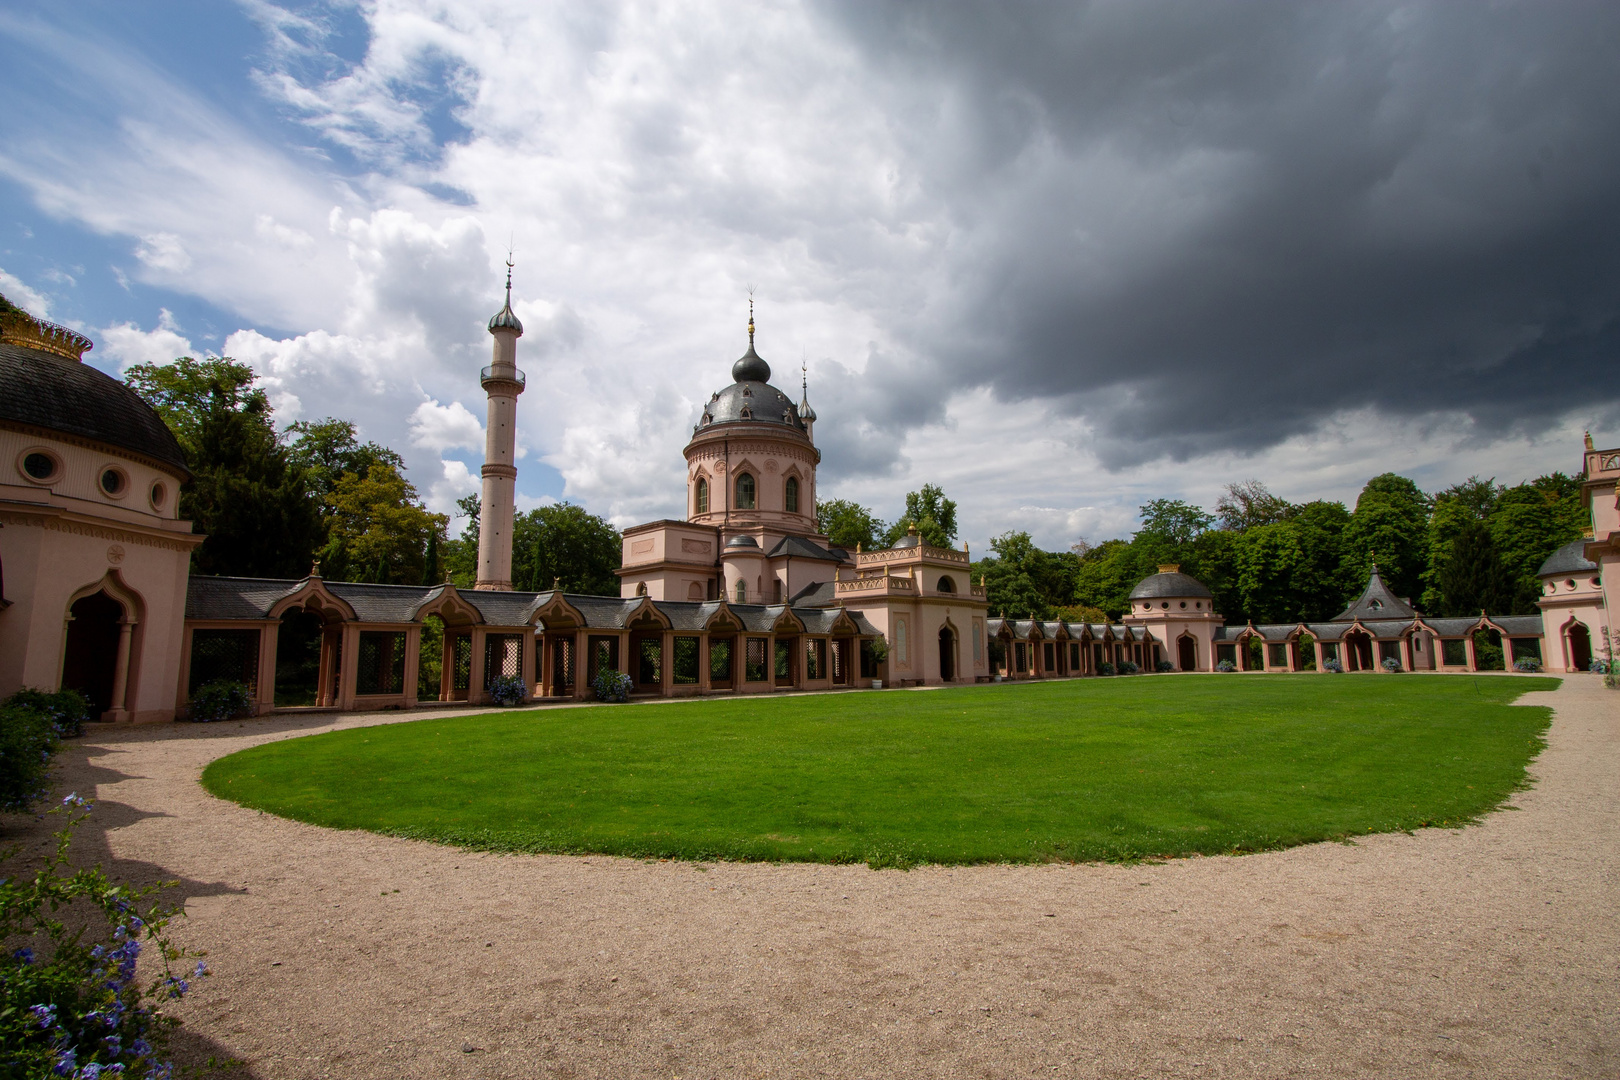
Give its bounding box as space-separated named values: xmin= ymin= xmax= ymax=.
xmin=17 ymin=677 xmax=1616 ymax=1078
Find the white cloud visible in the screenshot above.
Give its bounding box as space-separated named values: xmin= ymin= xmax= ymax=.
xmin=431 ymin=457 xmax=480 ymax=523
xmin=408 ymin=398 xmax=483 ymax=453
xmin=97 ymin=308 xmax=195 ymax=372
xmin=0 ymin=267 xmax=53 ymax=318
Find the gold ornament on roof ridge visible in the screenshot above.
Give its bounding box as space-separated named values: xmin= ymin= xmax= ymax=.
xmin=0 ymin=310 xmax=93 ymax=361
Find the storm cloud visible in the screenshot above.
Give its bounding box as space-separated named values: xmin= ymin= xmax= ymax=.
xmin=818 ymin=1 xmax=1620 ymax=465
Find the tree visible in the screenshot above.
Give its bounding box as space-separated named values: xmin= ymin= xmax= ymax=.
xmin=882 ymin=484 xmax=958 ymax=549
xmin=1216 ymin=480 xmax=1294 ymax=531
xmin=816 ymin=498 xmax=885 ymax=551
xmin=1343 ymin=473 xmax=1430 ymax=608
xmin=125 ymin=357 xmax=323 ymax=578
xmin=287 ymin=418 xmax=406 ymax=500
xmin=321 ymin=465 xmax=448 ymax=584
xmin=441 ymin=494 xmax=483 ymax=586
xmin=971 ymin=531 xmax=1083 ymax=621
xmin=1135 ymin=499 xmax=1215 ymax=549
xmin=512 ymin=503 xmax=623 ymax=595
xmin=1434 ymin=521 xmax=1515 ymax=617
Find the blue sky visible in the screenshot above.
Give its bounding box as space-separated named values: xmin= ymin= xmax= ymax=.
xmin=4 ymin=1 xmax=1616 ymax=546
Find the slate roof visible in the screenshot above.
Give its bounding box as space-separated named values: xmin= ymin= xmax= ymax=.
xmin=1128 ymin=570 xmax=1213 ymax=600
xmin=1537 ymin=539 xmax=1597 ymax=577
xmin=789 ymin=580 xmax=838 ymax=606
xmin=185 ymin=576 xmax=300 ymax=619
xmin=1 ymin=342 xmax=190 ymax=475
xmin=1491 ymin=615 xmax=1545 ymax=636
xmin=1333 ymin=568 xmax=1418 ymax=622
xmin=326 ymin=582 xmax=440 ymax=623
xmin=766 ymin=535 xmax=844 ymax=562
xmin=1421 ymin=617 xmax=1488 ymax=637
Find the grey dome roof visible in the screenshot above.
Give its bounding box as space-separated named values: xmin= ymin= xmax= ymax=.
xmin=1128 ymin=570 xmax=1213 ymax=600
xmin=724 ymin=534 xmax=760 ymax=549
xmin=1538 ymin=539 xmax=1597 ymax=577
xmin=732 ymin=343 xmax=770 ymax=383
xmin=891 ymin=525 xmax=922 ymax=549
xmin=487 ymin=304 xmax=522 ymax=333
xmin=0 ymin=341 xmax=189 ymax=475
xmin=694 ymin=326 xmax=809 ymax=436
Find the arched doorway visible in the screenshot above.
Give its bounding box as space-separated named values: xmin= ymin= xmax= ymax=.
xmin=275 ymin=608 xmax=326 ymax=706
xmin=938 ymin=626 xmax=956 ymax=681
xmin=62 ymin=592 xmax=124 ymax=714
xmin=1177 ymin=635 xmax=1196 ymax=672
xmin=1568 ymin=622 xmax=1592 ymax=671
xmin=1345 ymin=631 xmax=1374 ymax=671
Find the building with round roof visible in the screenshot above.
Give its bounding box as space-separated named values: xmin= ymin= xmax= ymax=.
xmin=1535 ymin=537 xmax=1607 ymax=671
xmin=0 ymin=300 xmax=201 ymax=721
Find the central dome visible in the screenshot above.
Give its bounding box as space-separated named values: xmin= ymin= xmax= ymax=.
xmin=732 ymin=342 xmax=770 ymax=383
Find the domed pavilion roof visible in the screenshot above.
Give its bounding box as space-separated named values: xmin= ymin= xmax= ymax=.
xmin=0 ymin=307 xmax=189 ymax=476
xmin=1128 ymin=565 xmax=1213 ymax=600
xmin=1537 ymin=539 xmax=1597 ymax=578
xmin=693 ymin=315 xmax=807 ymax=437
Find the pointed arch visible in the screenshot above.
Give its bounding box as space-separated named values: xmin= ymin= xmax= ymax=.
xmin=411 ymin=584 xmax=484 ymax=628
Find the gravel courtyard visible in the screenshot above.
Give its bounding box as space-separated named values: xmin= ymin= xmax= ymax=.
xmin=18 ymin=677 xmax=1616 ymax=1079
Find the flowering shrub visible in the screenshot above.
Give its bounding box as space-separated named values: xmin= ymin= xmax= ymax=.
xmin=1118 ymin=660 xmax=1140 ymax=675
xmin=1512 ymin=657 xmax=1543 ymax=673
xmin=1096 ymin=662 xmax=1116 ymax=677
xmin=1155 ymin=660 xmax=1175 ymax=673
xmin=1381 ymin=657 xmax=1402 ymax=672
xmin=592 ymin=670 xmax=632 ymax=703
xmin=186 ymin=680 xmax=253 ymax=723
xmin=0 ymin=703 xmax=59 ymax=813
xmin=3 ymin=689 xmax=91 ymax=739
xmin=1590 ymin=658 xmax=1611 ymax=675
xmin=487 ymin=675 xmax=527 ymax=706
xmin=0 ymin=796 xmax=207 ymax=1078
xmin=1323 ymin=657 xmax=1345 ymax=673
xmin=1215 ymin=659 xmax=1236 ymax=672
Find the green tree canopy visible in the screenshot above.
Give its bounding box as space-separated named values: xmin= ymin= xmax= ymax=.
xmin=972 ymin=531 xmax=1080 ymax=621
xmin=1344 ymin=473 xmax=1431 ymax=606
xmin=1215 ymin=480 xmax=1294 ymax=531
xmin=882 ymin=484 xmax=958 ymax=549
xmin=513 ymin=503 xmax=623 ymax=595
xmin=1433 ymin=521 xmax=1515 ymax=617
xmin=320 ymin=465 xmax=448 ymax=585
xmin=816 ymin=498 xmax=885 ymax=551
xmin=125 ymin=357 xmax=322 ymax=578
xmin=1135 ymin=499 xmax=1215 ymax=549
xmin=287 ymin=418 xmax=406 ymax=500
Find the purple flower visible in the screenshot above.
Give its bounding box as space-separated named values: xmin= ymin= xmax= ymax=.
xmin=29 ymin=1003 xmax=55 ymax=1028
xmin=193 ymin=962 xmax=208 ymax=978
xmin=13 ymin=947 xmax=35 ymax=965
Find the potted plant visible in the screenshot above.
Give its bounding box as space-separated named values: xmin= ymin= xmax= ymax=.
xmin=866 ymin=636 xmax=889 ymax=689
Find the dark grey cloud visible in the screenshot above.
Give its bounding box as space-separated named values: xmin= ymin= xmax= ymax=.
xmin=817 ymin=1 xmax=1620 ymax=468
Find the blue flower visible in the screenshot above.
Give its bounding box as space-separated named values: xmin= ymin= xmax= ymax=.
xmin=13 ymin=947 xmax=35 ymax=965
xmin=29 ymin=1003 xmax=56 ymax=1027
xmin=193 ymin=962 xmax=208 ymax=978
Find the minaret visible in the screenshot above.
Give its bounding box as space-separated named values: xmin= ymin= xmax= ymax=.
xmin=476 ymin=260 xmax=525 ymax=591
xmin=798 ymin=358 xmax=816 ymax=443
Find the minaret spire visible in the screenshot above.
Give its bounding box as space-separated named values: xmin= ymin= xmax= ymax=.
xmin=477 ymin=258 xmax=525 ymax=590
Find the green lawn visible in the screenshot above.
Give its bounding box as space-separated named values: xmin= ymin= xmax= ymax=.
xmin=201 ymin=675 xmax=1558 ymax=867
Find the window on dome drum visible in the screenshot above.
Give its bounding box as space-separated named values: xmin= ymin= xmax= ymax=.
xmin=736 ymin=580 xmax=747 ymax=604
xmin=99 ymin=468 xmax=127 ymax=496
xmin=736 ymin=472 xmax=756 ymax=509
xmin=695 ymin=476 xmax=708 ymax=514
xmin=22 ymin=452 xmax=57 ymax=481
xmin=784 ymin=476 xmax=798 ymax=513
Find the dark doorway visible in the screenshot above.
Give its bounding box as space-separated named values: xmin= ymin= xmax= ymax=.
xmin=1178 ymin=636 xmax=1196 ymax=671
xmin=62 ymin=592 xmax=123 ymax=714
xmin=939 ymin=627 xmax=955 ymax=681
xmin=1569 ymin=623 xmax=1592 ymax=671
xmin=774 ymin=637 xmax=796 ymax=687
xmin=1346 ymin=632 xmax=1374 ymax=671
xmin=276 ymin=608 xmax=325 ymax=706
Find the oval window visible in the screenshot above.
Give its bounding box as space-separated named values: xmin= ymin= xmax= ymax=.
xmin=22 ymin=451 xmax=58 ymax=481
xmin=150 ymin=482 xmax=167 ymax=509
xmin=100 ymin=468 xmax=128 ymax=497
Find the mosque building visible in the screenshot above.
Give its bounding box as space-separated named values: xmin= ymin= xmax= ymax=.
xmin=0 ymin=284 xmax=1610 ymax=721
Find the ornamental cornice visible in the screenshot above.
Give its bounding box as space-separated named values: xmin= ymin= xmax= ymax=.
xmin=480 ymin=463 xmax=518 ymax=479
xmin=0 ymin=507 xmax=202 ymax=553
xmin=685 ymin=439 xmax=818 ymax=465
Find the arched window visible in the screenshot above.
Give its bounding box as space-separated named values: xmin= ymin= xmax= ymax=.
xmin=736 ymin=472 xmax=756 ymax=510
xmin=694 ymin=476 xmax=709 ymax=514
xmin=784 ymin=476 xmax=799 ymax=513
xmin=736 ymin=579 xmax=747 ymax=604
xmin=937 ymin=576 xmax=955 ymax=593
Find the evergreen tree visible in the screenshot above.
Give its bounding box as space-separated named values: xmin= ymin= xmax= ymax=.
xmin=1435 ymin=521 xmax=1515 ymax=616
xmin=126 ymin=357 xmax=323 ymax=577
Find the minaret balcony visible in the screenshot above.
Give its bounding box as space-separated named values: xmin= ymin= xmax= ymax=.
xmin=480 ymin=365 xmax=527 ymax=392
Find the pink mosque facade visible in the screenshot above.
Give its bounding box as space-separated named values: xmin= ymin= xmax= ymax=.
xmin=0 ymin=285 xmax=1608 ymax=723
